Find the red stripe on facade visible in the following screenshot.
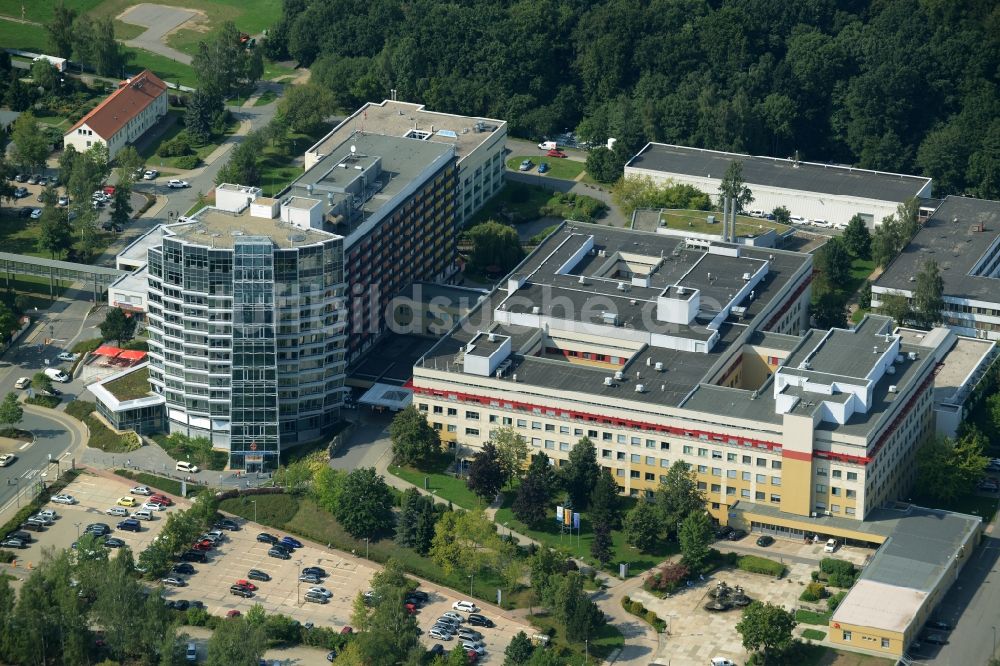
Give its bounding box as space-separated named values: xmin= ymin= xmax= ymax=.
xmin=781 ymin=449 xmax=812 ymax=462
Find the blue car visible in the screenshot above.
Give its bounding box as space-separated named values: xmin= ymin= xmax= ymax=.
xmin=538 ymin=162 xmax=549 ymax=174
xmin=117 ymin=519 xmax=141 ymax=532
xmin=280 ymin=536 xmax=302 ymax=549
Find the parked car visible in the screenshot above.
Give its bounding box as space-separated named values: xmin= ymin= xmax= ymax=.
xmin=921 ymin=632 xmax=948 ymax=645
xmin=106 ymin=506 xmax=129 ymax=517
xmin=173 ymin=563 xmax=196 ymax=575
xmin=235 ymin=579 xmax=258 ymax=591
xmin=518 ymin=159 xmax=533 ymax=171
xmin=14 ymin=377 xmax=31 ymax=390
xmin=467 ymin=614 xmax=494 ymax=628
xmin=546 ymin=149 xmax=568 ymax=158
xmin=162 ymin=577 xmax=186 ymax=587
xmin=268 ymin=547 xmax=291 ymax=560
xmin=117 ymin=496 xmax=138 ymax=507
xmin=302 ymin=566 xmax=327 ymax=577
xmin=38 ymin=509 xmax=56 ymax=521
xmin=14 ymin=173 xmax=27 ymax=183
xmin=824 ymin=538 xmax=838 ymax=553
xmin=441 ymin=611 xmax=465 ymax=623
xmin=186 ymin=642 xmax=197 ymax=662
xmin=462 ymin=641 xmax=485 ymax=656
xmin=181 ymin=550 xmax=207 ymax=563
xmin=149 ymin=494 xmax=173 ymax=506
xmin=925 ymin=620 xmax=953 ymax=631
xmin=230 ymin=584 xmax=253 ymax=598
xmin=727 ymin=529 xmax=748 ymax=541
xmin=4 ymin=530 xmax=30 ymax=543
xmin=304 ymin=591 xmax=329 ymax=604
xmin=141 ymin=502 xmax=164 ymax=512
xmin=0 ymin=454 xmax=15 ymax=467
xmin=227 ymin=609 xmax=241 ymax=618
xmin=457 ymin=628 xmax=483 ymax=642
xmin=537 ymin=162 xmax=549 ymax=174
xmin=714 ymin=525 xmax=733 ymax=540
xmin=755 ymin=535 xmax=775 ymax=547
xmin=40 ymin=387 xmax=63 ymax=397
xmin=453 ymin=600 xmax=478 ymax=613
xmin=247 ymin=569 xmax=270 ymax=582
xmin=104 ymin=537 xmax=126 ymax=548
xmin=298 ymin=572 xmax=321 ymax=584
xmin=85 ymin=523 xmax=111 ymax=536
xmin=143 ymin=170 xmax=158 ymax=180
xmin=307 ymin=586 xmax=332 ymax=598
xmin=215 ymin=518 xmax=239 ymax=531
xmin=257 ymin=533 xmax=278 ymax=544
xmin=44 ymin=367 xmax=69 ymax=383
xmin=27 ymin=174 xmax=39 ymax=184
xmin=429 ymin=629 xmax=452 ymax=641
xmin=52 ymin=494 xmax=77 ymax=505
xmin=58 ymin=195 xmax=69 ymax=206
xmin=130 ymin=486 xmax=152 ymax=495
xmin=280 ymin=535 xmax=302 ymax=548
xmin=167 ymin=179 xmax=190 ymax=188
xmin=13 ymin=187 xmax=28 ymax=198
xmin=29 ymin=209 xmax=42 ymax=220
xmin=0 ymin=537 xmax=26 ymax=549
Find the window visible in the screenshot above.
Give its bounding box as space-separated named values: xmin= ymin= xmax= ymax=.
xmin=711 ymin=484 xmax=721 ymax=492
xmin=447 ymin=408 xmax=457 ymax=416
xmin=815 ymin=502 xmax=826 ymax=511
xmin=631 ymin=454 xmax=641 ymax=463
xmin=755 ymin=491 xmax=765 ymax=500
xmin=742 ymin=455 xmax=751 ymax=464
xmin=757 ymin=458 xmax=767 ymax=467
xmin=588 ymin=430 xmax=598 ymax=438
xmin=660 ymin=441 xmax=670 ymax=450
xmin=845 ymin=507 xmax=856 ymax=516
xmin=727 ymin=469 xmax=737 ymax=479
xmin=742 ymin=471 xmax=751 ymax=481
xmin=726 ymin=487 xmax=735 ymax=495
xmin=630 ymin=470 xmax=640 ymax=479
xmin=418 ymin=403 xmax=428 ymax=411
xmin=488 ymin=415 xmax=497 ymax=423
xmin=602 ymin=433 xmax=612 ymax=441
xmin=847 ymin=472 xmax=858 ymax=481
xmin=531 ymin=438 xmax=541 ymax=448
xmin=646 ymin=439 xmax=656 ymax=448
xmin=832 ymin=470 xmax=842 ymax=479
xmin=502 ymin=417 xmax=512 ymax=426
xmin=831 ymin=504 xmax=840 ymax=513
xmin=770 ymin=494 xmax=781 ymax=503
xmin=616 ymin=469 xmax=624 ymax=477
xmin=741 ymin=489 xmax=751 ymax=498
xmin=771 ymin=461 xmax=782 ymax=470
xmin=697 ymin=482 xmax=707 ymax=490
xmin=756 ymin=474 xmax=767 ymax=483
xmin=601 ymin=449 xmax=612 ymax=459
xmin=531 ymin=421 xmax=541 ymax=430
xmin=660 ymin=459 xmax=670 ymax=467
xmin=517 ymin=419 xmax=527 ymax=428
xmin=698 ymin=448 xmax=708 ymax=457
xmin=817 ymin=468 xmax=828 ymax=477
xmin=447 ymin=424 xmax=457 ymax=432
xmin=465 ymin=428 xmax=479 ymax=436
xmin=846 ymin=489 xmax=856 ymax=499
xmin=433 ymin=406 xmax=443 ymax=414
xmin=842 ymin=631 xmax=852 ymax=641
xmin=631 ymin=437 xmax=641 ymax=446
xmin=697 ymin=465 xmax=708 ymax=473
xmin=646 ymin=456 xmax=655 ymax=465
xmin=711 ymin=467 xmax=722 ymax=476
xmin=881 ymin=639 xmax=889 ymax=649
xmin=617 ymin=452 xmax=626 ymax=460
xmin=816 ymin=484 xmax=827 ymax=493
xmin=559 ymin=442 xmax=570 ymax=451
xmin=574 ymin=429 xmax=583 ymax=436
xmin=545 ymin=424 xmax=555 ymax=432
xmin=683 ymin=445 xmax=693 ymax=455
xmin=544 ymin=440 xmax=554 ymax=450
xmin=645 ymin=472 xmax=655 ymax=481
xmin=712 ymin=450 xmax=722 ymax=459
xmin=771 ymin=476 xmax=781 ymax=486
xmin=831 ymin=487 xmax=841 ymax=496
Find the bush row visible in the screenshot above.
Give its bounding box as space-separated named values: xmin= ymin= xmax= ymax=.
xmin=737 ymin=555 xmax=785 ymax=577
xmin=621 ymin=596 xmax=666 ymax=632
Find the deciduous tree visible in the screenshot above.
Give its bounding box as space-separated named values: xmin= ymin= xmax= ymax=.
xmin=466 ymin=221 xmax=524 ymax=273
xmin=37 ymin=207 xmax=72 ymax=258
xmin=504 ymin=631 xmax=534 ymax=665
xmin=655 ymin=461 xmax=704 ymax=540
xmin=913 ymin=259 xmax=944 ymax=327
xmin=736 ymin=601 xmax=797 ymax=663
xmin=623 ymin=500 xmax=660 ymax=553
xmin=10 ymin=113 xmax=50 ymax=172
xmin=718 ymin=161 xmax=754 ymax=211
xmin=916 ymin=431 xmax=988 ymax=503
xmin=561 ymin=437 xmax=599 ymax=511
xmin=842 ymin=214 xmax=871 ymax=259
xmin=46 ymin=1 xmax=77 ymax=59
xmin=466 ymin=441 xmax=505 ymax=503
xmin=276 ymin=83 xmax=334 ymax=134
xmin=492 ymin=426 xmax=529 ymax=483
xmin=389 ymin=405 xmax=440 ymax=468
xmin=334 ymin=467 xmax=394 ymax=538
xmin=678 ymin=510 xmax=714 ymax=574
xmin=100 ymin=307 xmax=136 ymax=345
xmin=590 ymin=521 xmax=613 ymax=566
xmin=206 ymin=616 xmax=266 ymax=666
xmin=0 ymin=392 xmax=23 ymax=434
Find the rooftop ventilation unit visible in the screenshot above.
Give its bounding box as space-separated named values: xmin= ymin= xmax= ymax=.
xmin=908 ymin=351 xmax=918 ymax=360
xmin=742 ymin=273 xmax=751 ymax=281
xmin=531 ymin=306 xmax=541 ymax=315
xmin=579 ymin=276 xmax=586 ymax=285
xmin=886 ymin=365 xmax=896 ymax=375
xmin=888 ymin=385 xmax=898 ymax=393
xmin=488 ymin=332 xmax=496 ymax=343
xmin=614 ymin=370 xmax=624 ymax=381
xmin=603 ymin=376 xmax=614 ymax=386
xmin=616 ymin=282 xmax=626 ymax=291
xmin=655 ymin=362 xmax=664 ymax=372
xmin=635 ymin=384 xmax=645 ymax=393
xmin=873 ymin=346 xmax=879 ymax=354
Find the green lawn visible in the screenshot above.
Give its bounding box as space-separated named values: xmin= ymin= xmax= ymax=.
xmin=103 ymin=367 xmax=150 ymax=401
xmin=112 ymin=19 xmax=144 ymax=40
xmin=527 ymin=614 xmax=624 ymax=664
xmin=506 ymin=155 xmax=586 ymax=181
xmin=258 ymin=128 xmax=330 ymax=197
xmin=802 ymin=628 xmax=827 ymax=641
xmin=655 ymin=209 xmax=791 ymax=236
xmin=389 ymin=463 xmax=486 ymax=510
xmin=0 ymin=18 xmax=48 ymax=51
xmin=795 ymin=608 xmax=832 ymax=625
xmin=125 ymin=48 xmax=199 ymax=88
xmin=138 ymin=109 xmax=239 ymax=169
xmin=494 ymin=494 xmax=676 ymax=576
xmin=263 ymin=61 xmax=298 ymax=82
xmin=115 ymin=469 xmax=206 ymax=496
xmin=253 ymin=90 xmax=278 ymax=106
xmin=0 ymin=0 xmax=103 ymax=23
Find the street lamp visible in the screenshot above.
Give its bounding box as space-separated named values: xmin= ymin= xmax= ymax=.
xmin=468 ymin=574 xmax=474 ymax=596
xmin=364 ymin=537 xmax=369 ymax=560
xmin=585 ymin=638 xmax=589 ymax=664
xmin=297 ymin=560 xmax=302 ymax=605
xmin=251 ymin=500 xmax=257 ymax=524
xmin=9 ymin=477 xmax=20 ymax=508
xmin=74 ymin=522 xmax=81 ymax=539
xmin=503 ymin=522 xmax=509 ymax=540
xmin=993 ymin=625 xmax=997 ymax=656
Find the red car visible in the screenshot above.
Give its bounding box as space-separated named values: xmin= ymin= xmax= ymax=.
xmin=546 ymin=149 xmax=568 ymax=158
xmin=235 ymin=579 xmax=257 ymax=591
xmin=226 ymin=609 xmax=241 ymax=618
xmin=467 ymin=650 xmax=479 ymax=664
xmin=149 ymin=495 xmax=172 ymax=506
xmin=102 ymin=185 xmax=116 ymax=196
xmin=191 ymin=541 xmax=212 ymax=552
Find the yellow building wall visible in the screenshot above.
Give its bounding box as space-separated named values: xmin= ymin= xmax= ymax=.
xmin=827 ymin=622 xmax=904 ymax=658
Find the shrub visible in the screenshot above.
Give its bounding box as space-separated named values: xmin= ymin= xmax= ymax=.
xmin=737 ymin=555 xmax=785 ymax=577
xmin=819 ymin=558 xmax=857 ymax=587
xmin=186 ymin=606 xmax=210 ymax=626
xmin=802 ymin=629 xmax=827 ymax=641
xmin=65 ymin=399 xmax=96 ymax=421
xmin=799 ymin=582 xmax=827 ymax=602
xmin=174 ymin=155 xmax=200 ymax=170
xmin=644 ymin=561 xmax=690 ymax=595
xmin=0 ymin=550 xmax=16 ymax=563
xmin=157 ymin=131 xmax=194 ymax=157
xmin=827 ymin=590 xmax=848 ymax=612
xmin=25 ymin=395 xmax=60 ymax=408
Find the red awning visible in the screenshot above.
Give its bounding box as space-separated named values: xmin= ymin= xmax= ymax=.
xmin=117 ymin=350 xmax=146 ymax=361
xmin=93 ymin=345 xmax=123 ymax=357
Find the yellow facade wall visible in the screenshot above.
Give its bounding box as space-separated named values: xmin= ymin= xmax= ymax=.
xmin=827 ymin=622 xmax=904 ymax=658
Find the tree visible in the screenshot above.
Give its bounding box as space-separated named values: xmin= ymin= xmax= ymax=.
xmin=430 ymin=509 xmax=504 ymax=579
xmin=206 ymin=616 xmax=266 ymax=666
xmin=590 ymin=521 xmax=613 ymax=565
xmin=504 ymin=631 xmax=535 ymax=665
xmin=100 ymin=307 xmax=137 ymax=345
xmin=30 ymin=61 xmax=59 ymax=95
xmin=772 ymin=206 xmax=790 ymax=225
xmin=334 ymin=467 xmax=394 ymax=539
xmin=736 ymin=601 xmax=797 ymax=664
xmin=913 ymin=259 xmax=944 ymax=327
xmin=466 ymin=441 xmax=505 ymax=503
xmin=185 ymin=89 xmax=225 ymax=145
xmin=512 ymin=453 xmax=555 ymax=528
xmin=389 ymin=405 xmax=440 ymax=468
xmin=0 ymin=392 xmax=23 ymax=434
xmin=589 ymin=468 xmax=621 ymax=529
xmin=396 ymin=487 xmax=438 ymax=554
xmin=842 ymin=214 xmax=871 ymax=259
xmin=655 ymin=461 xmax=705 ymax=540
xmin=215 ymin=132 xmax=263 ymax=186
xmin=492 ymin=426 xmax=529 ymax=483
xmin=561 ymin=437 xmax=600 ymax=511
xmin=37 ymin=207 xmax=72 ymax=258
xmin=612 ymin=175 xmax=711 ymax=216
xmin=114 ymin=145 xmax=144 ymax=183
xmin=277 ymin=83 xmax=334 ymax=135
xmin=916 ymin=431 xmax=988 ymax=503
xmin=193 ymin=22 xmax=255 ymax=98
xmin=718 ymin=161 xmax=754 ymax=212
xmin=878 ymin=292 xmax=911 ymax=326
xmin=678 ymin=510 xmax=714 ymax=574
xmin=552 ymin=572 xmax=606 ymax=642
xmin=815 ymin=237 xmax=851 ymax=291
xmin=811 ymin=293 xmax=846 ymax=330
xmin=585 ymin=146 xmax=626 ymax=184
xmin=466 ymin=221 xmax=524 ymax=272
xmin=46 ymin=1 xmax=78 ymax=58
xmin=10 ymin=113 xmax=50 ymax=172
xmin=32 ymin=372 xmax=53 ymax=395
xmin=623 ymin=501 xmax=660 ymax=553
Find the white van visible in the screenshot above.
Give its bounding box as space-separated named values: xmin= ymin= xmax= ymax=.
xmin=176 ymin=461 xmax=199 ymax=473
xmin=133 ymin=509 xmax=153 ymax=521
xmin=185 ymin=642 xmax=197 ymax=662
xmin=44 ymin=367 xmax=70 ymax=383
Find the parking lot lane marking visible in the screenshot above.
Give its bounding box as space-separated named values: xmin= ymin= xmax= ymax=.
xmin=18 ymin=442 xmax=31 ymax=450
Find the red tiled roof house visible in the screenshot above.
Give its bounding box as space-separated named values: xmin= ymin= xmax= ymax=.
xmin=64 ymin=70 xmax=168 ymax=160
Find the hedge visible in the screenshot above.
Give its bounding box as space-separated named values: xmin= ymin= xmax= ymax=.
xmin=115 ymin=469 xmax=205 ymax=497
xmin=819 ymin=558 xmax=858 ymax=588
xmin=738 ymin=555 xmax=786 ymax=577
xmin=826 ymin=590 xmax=847 ymax=612
xmin=25 ymin=395 xmax=60 ymax=409
xmin=621 ymin=595 xmax=666 ymax=632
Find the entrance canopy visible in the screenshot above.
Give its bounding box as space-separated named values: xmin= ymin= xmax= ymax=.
xmin=358 ymin=383 xmax=413 ymax=411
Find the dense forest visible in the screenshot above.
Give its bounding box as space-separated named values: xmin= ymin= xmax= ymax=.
xmin=264 ymin=0 xmax=1000 ymax=199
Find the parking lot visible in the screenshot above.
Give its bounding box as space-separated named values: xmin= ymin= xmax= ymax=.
xmin=6 ymin=472 xmax=531 ymax=662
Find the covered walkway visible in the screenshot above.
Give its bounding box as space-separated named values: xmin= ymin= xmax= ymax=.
xmin=0 ymin=252 xmax=125 ymax=301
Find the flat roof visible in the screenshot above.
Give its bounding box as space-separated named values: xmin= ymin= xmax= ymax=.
xmin=875 ymin=196 xmax=1000 ymax=302
xmin=402 ymin=282 xmax=488 ymax=310
xmin=898 ymin=327 xmax=996 ymax=407
xmin=309 ymin=100 xmax=505 ymax=164
xmin=782 ymin=316 xmax=895 ymax=380
xmin=117 ymin=225 xmax=166 ymax=267
xmin=170 ymin=207 xmax=338 ymax=250
xmin=626 ymin=143 xmax=931 ymax=202
xmin=830 ymin=580 xmax=927 ymax=633
xmin=350 ymin=333 xmax=441 ymax=386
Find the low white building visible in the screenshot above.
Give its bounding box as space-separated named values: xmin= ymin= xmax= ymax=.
xmin=63 ymin=70 xmax=168 ymax=160
xmin=625 ymin=143 xmax=933 ymax=228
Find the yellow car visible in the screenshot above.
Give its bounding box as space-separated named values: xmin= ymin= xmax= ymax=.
xmin=117 ymin=496 xmax=138 ymax=507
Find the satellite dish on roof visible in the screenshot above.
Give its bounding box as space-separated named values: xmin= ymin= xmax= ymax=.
xmin=350 ymin=145 xmax=356 ymax=155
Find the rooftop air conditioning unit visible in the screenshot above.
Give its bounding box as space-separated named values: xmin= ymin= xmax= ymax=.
xmin=614 ymin=370 xmax=624 ymax=381
xmin=635 ymin=384 xmax=645 ymax=393
xmin=531 ymin=306 xmax=541 ymax=315
xmin=655 ymin=362 xmax=664 ymax=372
xmin=742 ymin=273 xmax=751 ymax=281
xmin=603 ymin=376 xmax=614 ymax=386
xmin=488 ymin=332 xmax=496 ymax=343
xmin=886 ymin=365 xmax=896 ymax=374
xmin=888 ymin=385 xmax=898 ymax=393
xmin=908 ymin=351 xmax=918 ymax=360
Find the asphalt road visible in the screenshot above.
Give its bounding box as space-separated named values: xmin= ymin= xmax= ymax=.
xmin=0 ymin=407 xmax=83 ymax=514
xmin=118 ymin=4 xmax=198 ymax=66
